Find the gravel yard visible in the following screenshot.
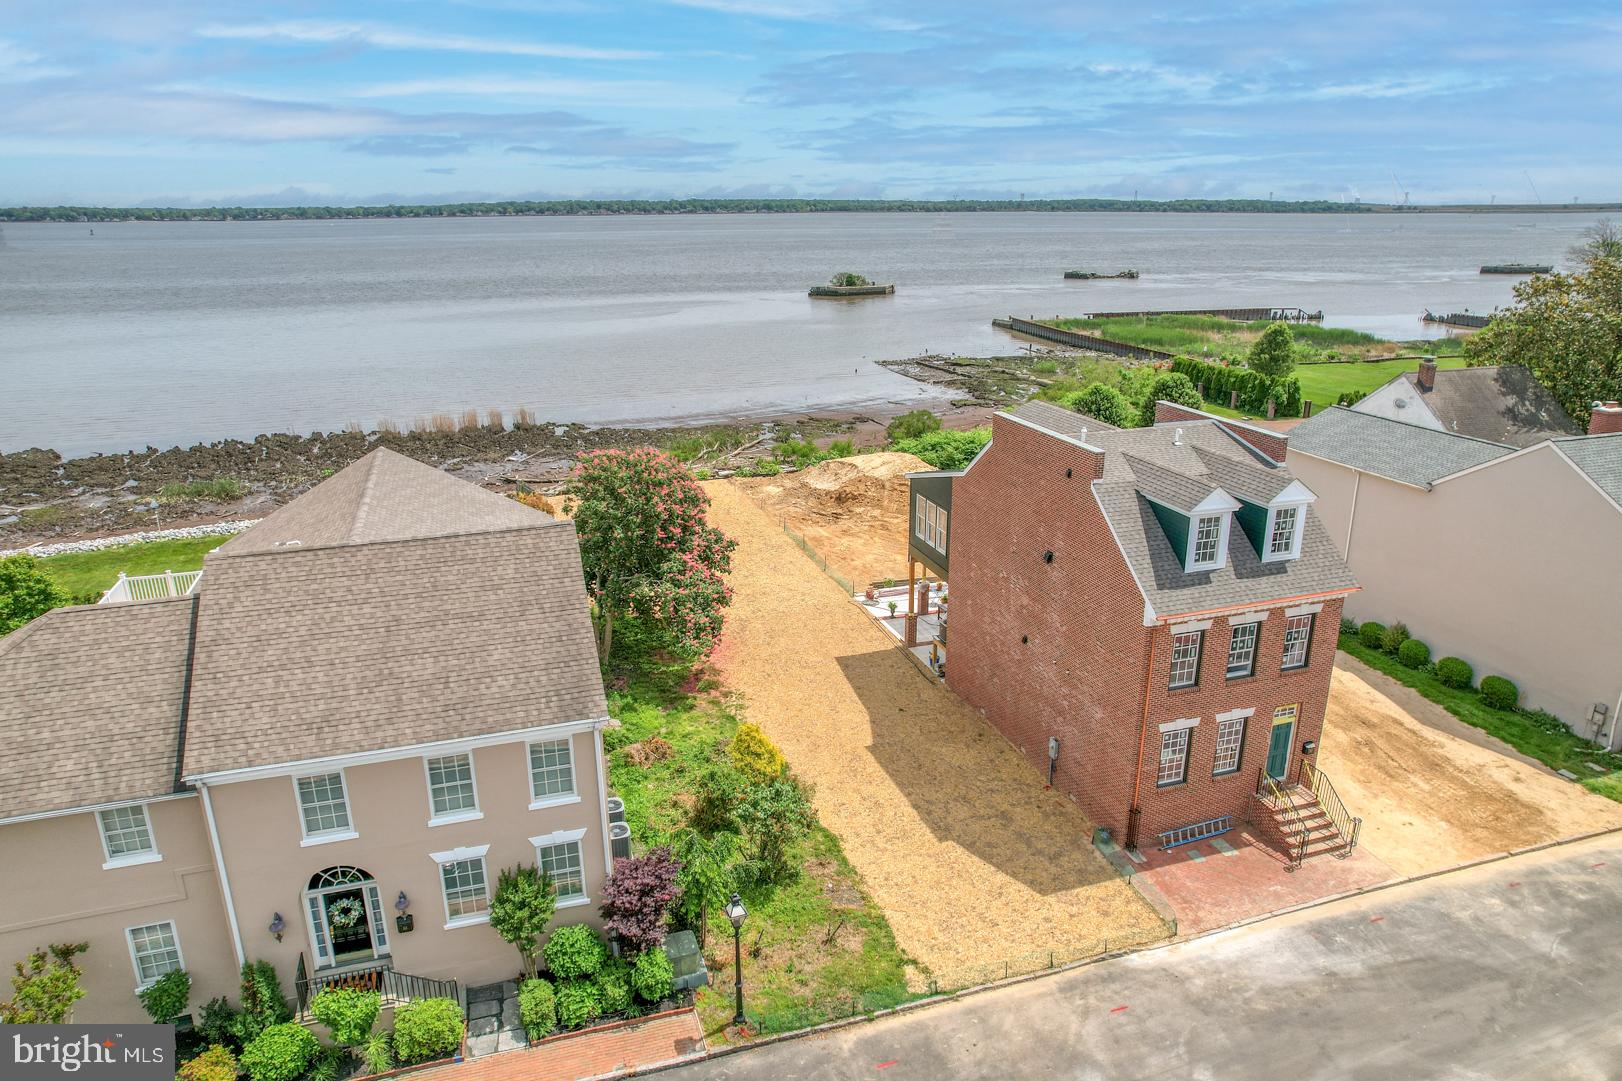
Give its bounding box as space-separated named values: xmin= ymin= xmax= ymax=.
xmin=1319 ymin=660 xmax=1622 ymax=876
xmin=705 ymin=480 xmax=1167 ymax=989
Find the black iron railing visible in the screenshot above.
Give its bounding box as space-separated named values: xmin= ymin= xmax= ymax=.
xmin=295 ymin=954 xmax=458 ymax=1019
xmin=1256 ymin=767 xmax=1306 ymax=870
xmin=1299 ymin=759 xmax=1362 ymax=857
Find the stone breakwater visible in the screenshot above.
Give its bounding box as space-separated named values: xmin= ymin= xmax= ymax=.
xmin=1 ymin=520 xmax=256 ymax=559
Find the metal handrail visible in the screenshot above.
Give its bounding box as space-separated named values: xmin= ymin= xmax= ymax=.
xmin=295 ymin=954 xmax=458 ymax=1018
xmin=1256 ymin=767 xmax=1306 ymax=869
xmin=1299 ymin=760 xmax=1362 ymax=857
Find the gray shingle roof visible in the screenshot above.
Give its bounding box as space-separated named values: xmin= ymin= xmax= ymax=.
xmin=1008 ymin=404 xmax=1357 ymax=618
xmin=1555 ymin=432 xmax=1622 ymax=507
xmin=0 ymin=598 xmax=193 ymax=819
xmin=1399 ymin=365 xmax=1582 ymax=447
xmin=1288 ymin=406 xmax=1512 ymax=488
xmin=1010 ymin=400 xmax=1121 ymax=441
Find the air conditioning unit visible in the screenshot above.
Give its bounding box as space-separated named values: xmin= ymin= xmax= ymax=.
xmin=609 ymin=821 xmax=632 ymax=861
xmin=606 ymin=796 xmax=626 ymax=825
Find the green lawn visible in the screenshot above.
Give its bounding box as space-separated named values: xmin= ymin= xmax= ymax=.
xmin=1338 ymin=635 xmax=1622 ymax=796
xmin=604 ymin=661 xmax=914 ymax=1042
xmin=1295 ymin=356 xmax=1469 ymax=407
xmin=40 ymin=535 xmax=232 ymax=600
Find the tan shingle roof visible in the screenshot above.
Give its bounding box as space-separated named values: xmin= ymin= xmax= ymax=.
xmin=215 ymin=447 xmax=542 ymax=557
xmin=0 ymin=598 xmax=193 ymax=819
xmin=182 ymin=523 xmax=607 ymax=778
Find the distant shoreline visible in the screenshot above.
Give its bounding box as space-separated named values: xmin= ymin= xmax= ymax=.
xmin=5 ymin=198 xmax=1621 ymax=223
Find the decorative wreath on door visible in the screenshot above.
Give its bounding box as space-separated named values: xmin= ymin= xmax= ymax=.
xmin=327 ymin=897 xmax=365 ymax=932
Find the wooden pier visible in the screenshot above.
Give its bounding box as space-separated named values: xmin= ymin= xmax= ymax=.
xmin=1082 ymin=306 xmax=1324 ymax=322
xmin=994 ymin=317 xmax=1174 ymax=361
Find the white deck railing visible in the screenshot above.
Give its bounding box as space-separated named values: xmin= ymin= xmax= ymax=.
xmin=99 ymin=570 xmax=204 ymax=604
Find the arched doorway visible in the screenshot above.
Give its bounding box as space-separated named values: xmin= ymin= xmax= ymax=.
xmin=304 ymin=866 xmax=390 ymax=969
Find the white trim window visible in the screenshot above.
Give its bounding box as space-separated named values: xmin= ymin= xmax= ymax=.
xmin=294 ymin=772 xmax=355 ymax=844
xmin=1281 ymin=613 xmax=1315 ymax=670
xmin=915 ymin=494 xmax=926 ymax=541
xmin=914 ymin=495 xmax=947 ymax=553
xmin=1213 ymin=715 xmax=1247 ymax=775
xmin=432 ymin=845 xmax=492 ymax=928
xmin=528 ymin=739 xmax=578 ymax=809
xmin=1168 ymin=630 xmax=1203 ymax=689
xmin=532 ymin=827 xmax=589 ymax=907
xmin=1189 ymin=514 xmax=1224 ymax=569
xmin=1157 ymin=729 xmax=1190 ymax=787
xmin=1225 ymin=623 xmax=1259 ymax=680
xmin=1268 ymin=505 xmax=1300 ymax=558
xmin=98 ymin=804 xmax=161 ymax=869
xmin=425 ymin=753 xmax=481 ymax=825
xmin=127 ymin=921 xmax=184 ymax=988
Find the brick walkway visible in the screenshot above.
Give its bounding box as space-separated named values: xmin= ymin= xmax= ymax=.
xmin=422 ymin=1010 xmax=705 ymax=1081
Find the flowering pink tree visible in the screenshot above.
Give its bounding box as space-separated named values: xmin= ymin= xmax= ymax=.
xmin=565 ymin=447 xmax=735 ymax=662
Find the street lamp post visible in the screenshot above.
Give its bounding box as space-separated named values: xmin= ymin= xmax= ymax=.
xmin=724 ymin=892 xmax=748 ymax=1028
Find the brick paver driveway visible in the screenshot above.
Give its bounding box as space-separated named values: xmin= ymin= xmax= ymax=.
xmin=703 ymin=482 xmax=1166 ymax=988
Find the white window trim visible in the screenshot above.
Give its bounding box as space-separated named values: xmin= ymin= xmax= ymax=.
xmin=1285 ymin=602 xmax=1324 ymax=618
xmin=1215 ymin=707 xmax=1256 ymax=722
xmin=1158 ymin=716 xmax=1201 ymax=733
xmin=292 ymin=771 xmax=358 ymax=847
xmin=1185 ymin=512 xmax=1229 ymax=571
xmin=430 ymin=844 xmax=492 ymax=930
xmin=1262 ymin=502 xmax=1309 ymax=562
xmin=1225 ymin=621 xmax=1260 ymax=680
xmin=1281 ymin=612 xmax=1315 ymax=671
xmin=126 ymin=920 xmax=184 ymax=992
xmin=98 ymin=803 xmax=162 ymax=870
xmin=1169 ymin=618 xmax=1214 ymax=635
xmin=1168 ymin=629 xmax=1203 ymax=690
xmin=423 ymin=752 xmax=484 ymax=828
xmin=1227 ymin=610 xmax=1268 ymax=626
xmin=527 ymin=737 xmax=579 ymax=810
xmin=530 ymin=828 xmax=591 ymax=907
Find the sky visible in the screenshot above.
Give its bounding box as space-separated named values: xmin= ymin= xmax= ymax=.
xmin=2 ymin=1 xmax=1619 ymax=207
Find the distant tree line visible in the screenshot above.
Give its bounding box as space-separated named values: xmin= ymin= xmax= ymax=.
xmin=1 ymin=197 xmax=1394 ymax=222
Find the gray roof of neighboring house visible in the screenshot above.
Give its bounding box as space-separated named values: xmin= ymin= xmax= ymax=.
xmin=1009 ymin=403 xmax=1357 ymax=618
xmin=183 ymin=450 xmax=605 ymax=776
xmin=1555 ymin=432 xmax=1622 ymax=507
xmin=0 ymin=597 xmax=194 ymax=820
xmin=1288 ymin=406 xmax=1513 ymax=488
xmin=1372 ymin=364 xmax=1583 ymax=447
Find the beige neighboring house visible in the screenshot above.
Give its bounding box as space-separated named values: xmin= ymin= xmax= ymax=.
xmin=0 ymin=449 xmax=614 ymax=1023
xmin=1288 ymin=400 xmax=1622 ymax=749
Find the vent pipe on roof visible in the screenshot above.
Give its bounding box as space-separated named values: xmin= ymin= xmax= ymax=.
xmin=1173 ymin=427 xmax=1184 ymax=446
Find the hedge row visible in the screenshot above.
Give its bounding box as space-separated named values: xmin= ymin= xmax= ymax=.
xmin=1172 ymin=355 xmax=1303 ymax=416
xmin=1351 ymin=620 xmax=1519 ymax=710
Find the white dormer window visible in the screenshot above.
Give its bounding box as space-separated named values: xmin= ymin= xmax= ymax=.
xmin=1259 ymin=480 xmax=1315 ymax=563
xmin=1180 ymin=489 xmax=1240 ymax=573
xmin=1268 ymin=506 xmax=1299 ymax=557
xmin=1191 ymin=515 xmax=1223 ymax=567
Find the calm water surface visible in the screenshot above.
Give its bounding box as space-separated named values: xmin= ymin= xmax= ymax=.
xmin=0 ymin=212 xmax=1590 ymax=456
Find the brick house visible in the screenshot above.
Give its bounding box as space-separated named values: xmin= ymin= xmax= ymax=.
xmin=906 ymin=400 xmax=1359 ymax=854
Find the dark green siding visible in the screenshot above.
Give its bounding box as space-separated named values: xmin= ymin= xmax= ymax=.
xmin=1147 ymin=501 xmax=1190 ymax=563
xmin=908 ymin=475 xmax=953 ymax=578
xmin=1234 ymin=500 xmax=1269 ymax=557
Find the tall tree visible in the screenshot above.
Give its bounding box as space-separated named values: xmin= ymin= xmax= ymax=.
xmin=1 ymin=943 xmax=89 ymax=1023
xmin=1569 ymin=218 xmax=1622 ymax=268
xmin=566 ymin=448 xmax=735 ymax=662
xmin=1466 ymin=255 xmax=1622 ymax=420
xmin=1246 ymin=321 xmax=1297 ymax=379
xmin=489 ymin=865 xmax=557 ymax=979
xmin=0 ymin=555 xmax=67 ymax=636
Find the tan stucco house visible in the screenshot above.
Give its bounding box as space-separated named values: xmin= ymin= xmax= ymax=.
xmin=1288 ymin=401 xmax=1622 ymax=749
xmin=0 ymin=449 xmax=613 ymax=1023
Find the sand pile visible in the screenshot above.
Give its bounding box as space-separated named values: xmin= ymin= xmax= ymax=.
xmin=736 ymin=452 xmax=930 ymax=587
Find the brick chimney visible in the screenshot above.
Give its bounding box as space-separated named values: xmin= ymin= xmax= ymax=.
xmin=1590 ymin=401 xmax=1622 ymax=436
xmin=1416 ymin=357 xmax=1437 ymax=391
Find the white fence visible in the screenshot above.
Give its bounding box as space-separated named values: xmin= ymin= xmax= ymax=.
xmin=99 ymin=570 xmax=204 ymax=604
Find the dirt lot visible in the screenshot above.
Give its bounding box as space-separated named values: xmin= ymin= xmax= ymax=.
xmin=735 ymin=453 xmax=925 ymax=590
xmin=1319 ymin=661 xmax=1622 ymax=876
xmin=703 ymin=480 xmax=1167 ymax=989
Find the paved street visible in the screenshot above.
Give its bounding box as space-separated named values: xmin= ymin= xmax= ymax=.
xmin=673 ymin=836 xmax=1622 ymax=1081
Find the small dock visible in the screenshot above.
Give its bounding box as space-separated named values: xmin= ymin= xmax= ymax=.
xmin=993 ymin=316 xmax=1173 ymax=361
xmin=809 ymin=283 xmax=894 ymax=297
xmin=1422 ymin=310 xmax=1491 ymax=329
xmin=1480 ymin=264 xmax=1551 ymax=275
xmin=1081 ymin=306 xmax=1324 ymax=322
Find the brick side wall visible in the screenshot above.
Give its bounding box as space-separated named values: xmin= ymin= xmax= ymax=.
xmin=946 ymin=412 xmax=1344 ymax=848
xmin=1152 ymin=401 xmax=1288 ymax=463
xmin=1133 ymin=597 xmax=1343 ymax=844
xmin=946 ymin=414 xmax=1147 ymax=838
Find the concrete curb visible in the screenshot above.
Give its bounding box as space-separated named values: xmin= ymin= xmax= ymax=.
xmin=621 ymin=825 xmax=1622 ymax=1078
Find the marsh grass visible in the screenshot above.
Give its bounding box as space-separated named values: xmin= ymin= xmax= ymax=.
xmin=157 ymin=478 xmax=244 ymax=504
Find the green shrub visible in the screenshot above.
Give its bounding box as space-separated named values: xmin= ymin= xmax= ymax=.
xmin=603 ymin=725 xmax=635 ymax=753
xmin=1140 ymin=372 xmax=1202 ymax=425
xmin=1062 ymin=384 xmax=1137 ymax=428
xmin=1340 ymin=616 xmax=1357 ymax=635
xmin=1397 ymin=638 xmax=1430 ymax=668
xmin=596 ymin=958 xmax=634 ymax=1016
xmin=517 ymin=978 xmax=557 ymax=1040
xmin=689 ymin=763 xmax=749 ymax=835
xmin=234 ymin=960 xmax=292 ymax=1044
xmin=827 ymin=439 xmax=855 ymax=458
xmin=239 ymin=1023 xmax=318 ymax=1081
xmin=1436 ymin=656 xmax=1474 ymax=689
xmin=305 ymin=1047 xmax=345 ymax=1081
xmin=362 ymin=1032 xmax=393 ymax=1076
xmin=176 ymin=1045 xmax=237 ymax=1081
xmin=890 ymin=428 xmax=991 ymax=470
xmin=735 ymin=777 xmax=816 ymax=884
xmin=555 ymin=980 xmax=605 ymax=1029
xmin=391 ymin=997 xmax=463 ymax=1064
xmin=1172 ymin=355 xmax=1302 ymax=416
xmin=1380 ymin=621 xmax=1410 ymax=653
xmin=1357 ymin=622 xmax=1385 ymax=649
xmin=542 ymin=925 xmax=608 ymax=981
xmin=728 ymin=722 xmax=785 ymax=784
xmin=630 ymin=947 xmax=674 ymax=1004
xmin=750 ymin=458 xmax=780 ymax=477
xmin=1247 ymin=321 xmax=1297 ymax=378
xmin=885 ymin=409 xmax=940 ymax=442
xmin=196 ymin=998 xmax=239 ymax=1051
xmin=0 ymin=554 xmax=69 ymax=636
xmin=309 ymin=986 xmax=380 ymax=1047
xmin=1480 ymin=675 xmax=1519 ymax=711
xmin=138 ymin=968 xmax=191 ymax=1026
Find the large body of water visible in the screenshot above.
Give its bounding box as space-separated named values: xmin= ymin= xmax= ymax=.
xmin=0 ymin=212 xmax=1591 ymax=456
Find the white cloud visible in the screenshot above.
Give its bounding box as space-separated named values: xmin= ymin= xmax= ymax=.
xmin=0 ymin=38 xmax=72 ymax=82
xmin=196 ymin=20 xmax=657 ymax=61
xmin=353 ymin=76 xmax=735 ymax=108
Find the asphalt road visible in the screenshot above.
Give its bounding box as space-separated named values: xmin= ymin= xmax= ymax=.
xmin=672 ymin=836 xmax=1622 ymax=1081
